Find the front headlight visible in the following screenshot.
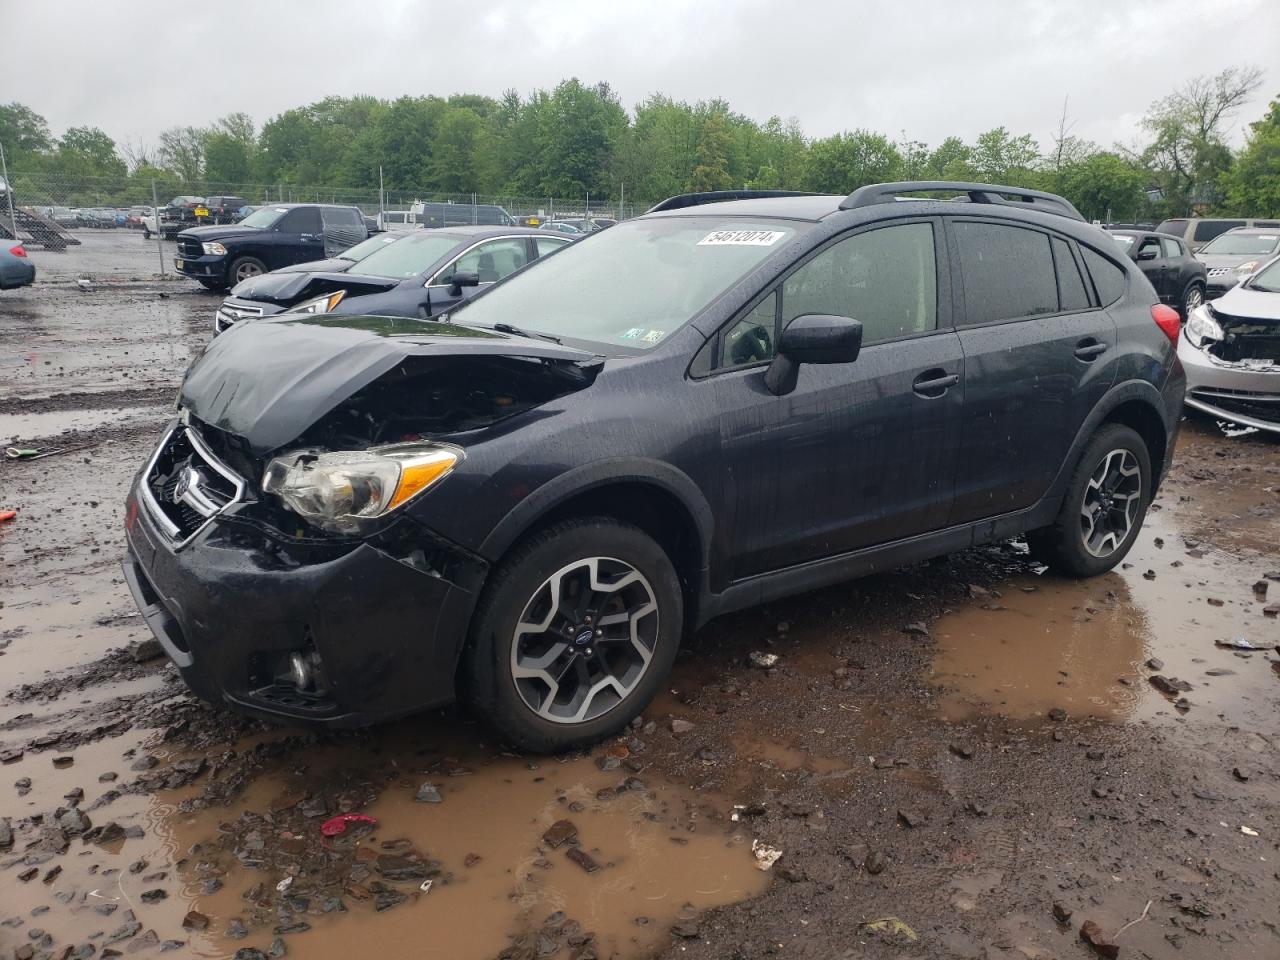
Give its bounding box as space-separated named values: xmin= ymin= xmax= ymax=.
xmin=262 ymin=443 xmax=461 ymax=534
xmin=1184 ymin=304 xmax=1223 ymax=348
xmin=1234 ymin=260 xmax=1259 ymax=274
xmin=202 ymin=241 xmax=227 ymax=256
xmin=285 ymin=290 xmax=346 ymax=315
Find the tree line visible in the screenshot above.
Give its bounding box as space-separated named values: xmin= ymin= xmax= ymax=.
xmin=2 ymin=67 xmax=1278 ymax=220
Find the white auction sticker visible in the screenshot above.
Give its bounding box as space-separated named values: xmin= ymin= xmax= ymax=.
xmin=698 ymin=230 xmax=786 ymax=246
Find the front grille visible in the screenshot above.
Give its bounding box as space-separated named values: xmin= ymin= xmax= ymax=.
xmin=142 ymin=425 xmax=246 ymax=545
xmin=214 ymin=301 xmax=262 ymax=332
xmin=1190 ymin=388 xmax=1280 ymax=426
xmin=177 ymin=237 xmax=203 ymax=259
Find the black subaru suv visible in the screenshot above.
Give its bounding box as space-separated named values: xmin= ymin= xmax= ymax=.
xmin=123 ymin=182 xmax=1185 ymax=751
xmin=174 ymin=203 xmax=368 ymax=290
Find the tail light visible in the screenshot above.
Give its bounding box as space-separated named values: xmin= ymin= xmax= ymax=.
xmin=1151 ymin=304 xmax=1181 ymax=345
xmin=9 ymin=245 xmax=27 ymax=258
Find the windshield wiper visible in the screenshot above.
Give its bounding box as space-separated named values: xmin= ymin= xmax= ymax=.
xmin=491 ymin=322 xmax=562 ymax=344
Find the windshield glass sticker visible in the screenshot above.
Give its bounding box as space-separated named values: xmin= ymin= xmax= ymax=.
xmin=641 ymin=330 xmax=665 ymax=343
xmin=621 ymin=327 xmax=645 ymax=340
xmin=698 ymin=230 xmax=786 ymax=247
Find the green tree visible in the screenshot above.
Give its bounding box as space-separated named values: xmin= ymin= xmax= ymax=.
xmin=534 ymin=79 xmax=627 ymax=197
xmin=1061 ymin=151 xmax=1147 ymax=221
xmin=803 ymin=130 xmax=902 ymax=193
xmin=970 ymin=127 xmax=1041 ymax=185
xmin=53 ymin=126 xmax=126 ymax=179
xmin=1139 ymin=66 xmax=1263 ymax=214
xmin=158 ymin=126 xmax=205 ymax=182
xmin=0 ymin=102 xmax=53 ymax=167
xmin=431 ymin=106 xmax=495 ymax=192
xmin=690 ymin=115 xmax=734 ymax=191
xmin=1220 ymin=96 xmax=1280 ymax=216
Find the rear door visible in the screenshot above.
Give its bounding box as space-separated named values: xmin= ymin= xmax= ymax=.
xmin=948 ymin=219 xmax=1116 ymax=524
xmin=321 ymin=207 xmax=366 ymax=257
xmin=711 ymin=218 xmax=965 ymax=577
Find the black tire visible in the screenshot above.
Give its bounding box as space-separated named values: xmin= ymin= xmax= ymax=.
xmin=1027 ymin=424 xmax=1152 ymax=577
xmin=227 ymin=255 xmax=266 ymax=287
xmin=463 ymin=517 xmax=683 ymax=752
xmin=142 ymin=228 xmax=151 ymax=240
xmin=1181 ymin=281 xmax=1205 ymax=318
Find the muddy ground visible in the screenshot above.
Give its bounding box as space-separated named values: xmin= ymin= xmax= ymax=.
xmin=1 ymin=232 xmax=1278 ymax=960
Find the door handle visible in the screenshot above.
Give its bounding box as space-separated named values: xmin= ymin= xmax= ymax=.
xmin=1074 ymin=339 xmax=1108 ymax=360
xmin=912 ymin=370 xmax=960 ymax=397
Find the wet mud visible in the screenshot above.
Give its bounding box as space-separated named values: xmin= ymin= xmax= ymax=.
xmin=2 ymin=240 xmax=1279 ymax=959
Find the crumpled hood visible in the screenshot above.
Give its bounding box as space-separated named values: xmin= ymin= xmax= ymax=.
xmin=179 ymin=314 xmax=603 ymax=455
xmin=226 ymin=270 xmax=397 ymax=306
xmin=1211 ymin=284 xmax=1280 ymax=323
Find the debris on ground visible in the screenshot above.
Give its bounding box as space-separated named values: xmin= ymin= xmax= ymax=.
xmin=1079 ymin=919 xmax=1119 ymax=958
xmin=319 ymin=813 xmax=378 ymax=837
xmin=750 ymin=839 xmax=783 ymax=870
xmin=858 ymin=917 xmax=918 ymax=941
xmin=747 ymin=651 xmax=779 ymax=669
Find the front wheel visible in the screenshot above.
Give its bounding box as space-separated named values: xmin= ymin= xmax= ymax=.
xmin=463 ymin=518 xmax=682 ymax=752
xmin=1181 ymin=282 xmax=1205 ymax=317
xmin=1027 ymin=424 xmax=1152 ymax=577
xmin=227 ymin=255 xmax=266 ymax=286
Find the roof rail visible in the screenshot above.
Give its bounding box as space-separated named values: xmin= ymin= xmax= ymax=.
xmin=647 ymin=190 xmax=823 ymax=213
xmin=840 ymin=181 xmax=1085 ymax=222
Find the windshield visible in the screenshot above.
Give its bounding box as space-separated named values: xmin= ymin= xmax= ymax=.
xmin=349 ymin=232 xmax=466 ymax=279
xmin=452 ymin=217 xmax=803 ymax=350
xmin=1248 ymin=258 xmax=1280 ymax=292
xmin=1199 ymin=233 xmax=1280 ymax=256
xmin=238 ymin=206 xmax=287 ymax=229
xmin=338 ymin=233 xmax=403 ymax=262
xmin=1111 ymin=234 xmax=1135 ymax=248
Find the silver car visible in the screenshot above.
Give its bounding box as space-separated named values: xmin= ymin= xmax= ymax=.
xmin=1179 ymin=253 xmax=1280 ymax=434
xmin=1196 ymin=227 xmax=1280 ymax=298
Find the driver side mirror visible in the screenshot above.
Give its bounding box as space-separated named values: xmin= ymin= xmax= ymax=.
xmin=1136 ymin=248 xmax=1158 ymax=261
xmin=449 ymin=270 xmax=480 ymax=295
xmin=764 ymin=314 xmax=863 ymax=396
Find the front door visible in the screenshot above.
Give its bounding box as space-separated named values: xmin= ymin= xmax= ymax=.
xmin=711 ymin=219 xmax=964 ymax=578
xmin=1133 ymin=234 xmax=1171 ymax=304
xmin=947 ymin=220 xmax=1117 ymax=524
xmin=424 ymin=237 xmax=533 ymax=316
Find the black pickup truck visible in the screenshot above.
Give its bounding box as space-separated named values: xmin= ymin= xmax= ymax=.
xmin=174 ymin=203 xmax=368 ymax=290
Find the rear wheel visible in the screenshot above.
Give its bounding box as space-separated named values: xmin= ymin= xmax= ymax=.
xmin=463 ymin=518 xmax=682 ymax=752
xmin=1026 ymin=424 xmax=1152 ymax=577
xmin=227 ymin=255 xmax=266 ymax=286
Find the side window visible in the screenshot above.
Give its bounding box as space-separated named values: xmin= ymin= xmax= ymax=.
xmin=721 ymin=291 xmax=778 ymax=368
xmin=438 ymin=239 xmax=529 ymax=285
xmin=781 ymin=222 xmax=937 ymax=344
xmin=277 ymin=207 xmax=322 ymax=234
xmin=534 ymin=237 xmax=570 ymax=258
xmin=1192 ymin=220 xmax=1242 ymax=243
xmin=1052 ymin=238 xmax=1090 ymax=312
xmin=1080 ymin=246 xmax=1127 ymax=306
xmin=1136 ymin=237 xmax=1162 ymax=260
xmin=322 ymin=207 xmax=361 ymax=227
xmin=1160 ymin=237 xmax=1182 ymax=259
xmin=954 ymin=222 xmax=1057 ymax=325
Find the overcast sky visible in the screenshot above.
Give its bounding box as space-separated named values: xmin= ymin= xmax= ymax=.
xmin=4 ymin=0 xmax=1276 ymax=156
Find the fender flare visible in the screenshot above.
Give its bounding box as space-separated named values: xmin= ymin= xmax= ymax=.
xmin=477 ymin=457 xmax=715 ymax=571
xmin=1044 ymin=377 xmax=1172 ymax=508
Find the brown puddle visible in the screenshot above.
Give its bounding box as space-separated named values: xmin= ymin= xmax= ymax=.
xmin=929 ymin=502 xmax=1279 ymax=726
xmin=1 ymin=724 xmax=768 ymax=960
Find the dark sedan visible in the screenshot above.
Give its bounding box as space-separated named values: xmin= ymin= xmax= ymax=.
xmin=1109 ymin=230 xmax=1207 ymax=316
xmin=213 ymin=226 xmax=572 ymax=334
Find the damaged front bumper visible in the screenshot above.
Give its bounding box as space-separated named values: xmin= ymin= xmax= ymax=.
xmin=1177 ymin=331 xmax=1280 ymax=434
xmin=121 ymin=422 xmax=489 ymax=727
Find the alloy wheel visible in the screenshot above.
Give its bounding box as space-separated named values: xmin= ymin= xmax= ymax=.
xmin=1184 ymin=286 xmax=1204 ymax=314
xmin=510 ymin=556 xmax=659 ymax=724
xmin=234 ymin=261 xmax=264 ymax=283
xmin=1079 ymin=448 xmax=1142 ymax=558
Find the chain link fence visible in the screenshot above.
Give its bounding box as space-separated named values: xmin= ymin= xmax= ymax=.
xmin=3 ymin=170 xmax=647 ymax=238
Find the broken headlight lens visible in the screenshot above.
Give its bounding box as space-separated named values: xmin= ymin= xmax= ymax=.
xmin=286 ymin=290 xmax=346 ymax=315
xmin=1184 ymin=304 xmax=1223 ymax=348
xmin=262 ymin=443 xmax=461 ymax=534
xmin=1234 ymin=260 xmax=1259 ymax=275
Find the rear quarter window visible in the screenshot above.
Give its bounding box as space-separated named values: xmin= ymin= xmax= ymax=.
xmin=1080 ymin=246 xmax=1127 ymax=306
xmin=1192 ymin=220 xmax=1244 ymax=243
